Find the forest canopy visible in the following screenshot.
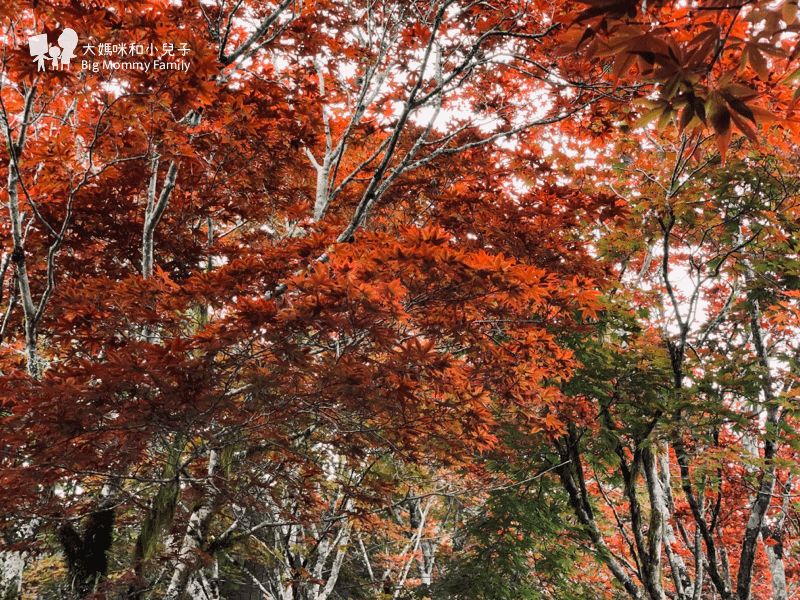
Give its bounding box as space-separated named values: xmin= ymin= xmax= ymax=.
xmin=1 ymin=1 xmax=800 ymax=599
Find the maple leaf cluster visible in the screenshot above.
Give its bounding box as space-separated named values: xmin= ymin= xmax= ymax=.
xmin=0 ymin=0 xmax=799 ymax=599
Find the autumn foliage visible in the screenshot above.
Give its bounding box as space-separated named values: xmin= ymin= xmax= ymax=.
xmin=1 ymin=0 xmax=800 ymax=599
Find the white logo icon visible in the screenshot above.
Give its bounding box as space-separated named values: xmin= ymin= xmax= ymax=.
xmin=29 ymin=28 xmax=78 ymax=71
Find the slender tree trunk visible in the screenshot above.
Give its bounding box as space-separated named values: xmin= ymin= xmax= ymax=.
xmin=128 ymin=436 xmax=185 ymax=599
xmin=654 ymin=453 xmax=693 ymax=600
xmin=307 ymin=517 xmax=352 ymax=600
xmin=761 ymin=474 xmax=791 ymax=600
xmin=556 ymin=443 xmax=646 ymax=600
xmin=0 ymin=86 xmax=40 ymax=600
xmin=163 ymin=449 xmax=220 ymax=600
xmin=0 ymin=553 xmax=24 ymax=600
xmin=736 ymin=248 xmax=782 ymax=600
xmin=764 ymin=544 xmax=788 ymax=600
xmin=641 ymin=447 xmax=668 ymax=600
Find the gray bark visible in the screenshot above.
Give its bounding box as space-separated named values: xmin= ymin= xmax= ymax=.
xmin=163 ymin=449 xmax=220 ymax=600
xmin=641 ymin=448 xmax=667 ymax=600
xmin=736 ymin=242 xmax=781 ymax=600
xmin=0 ymin=85 xmax=40 ymax=600
xmin=761 ymin=474 xmax=792 ymax=600
xmin=142 ymin=157 xmax=179 ymax=280
xmin=655 ymin=453 xmax=693 ymax=600
xmin=557 ymin=451 xmax=645 ymax=600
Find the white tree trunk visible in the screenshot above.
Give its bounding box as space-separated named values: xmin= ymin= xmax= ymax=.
xmin=0 ymin=552 xmax=25 ymax=600
xmin=764 ymin=544 xmax=788 ymax=600
xmin=163 ymin=449 xmax=220 ymax=600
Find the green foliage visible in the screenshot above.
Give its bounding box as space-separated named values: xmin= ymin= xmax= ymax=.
xmin=430 ymin=474 xmax=597 ymax=600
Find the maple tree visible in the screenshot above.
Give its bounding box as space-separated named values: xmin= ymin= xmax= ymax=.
xmin=2 ymin=0 xmax=800 ymax=599
xmin=521 ymin=137 xmax=800 ymax=600
xmin=0 ymin=1 xmax=608 ymax=599
xmin=527 ymin=1 xmax=800 ymax=599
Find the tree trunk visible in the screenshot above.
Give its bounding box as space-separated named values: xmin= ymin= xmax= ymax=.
xmin=163 ymin=449 xmax=220 ymax=600
xmin=58 ymin=507 xmax=115 ymax=597
xmin=0 ymin=552 xmax=24 ymax=600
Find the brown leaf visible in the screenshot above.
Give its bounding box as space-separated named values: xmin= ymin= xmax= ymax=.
xmin=723 ymin=93 xmax=756 ymax=123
